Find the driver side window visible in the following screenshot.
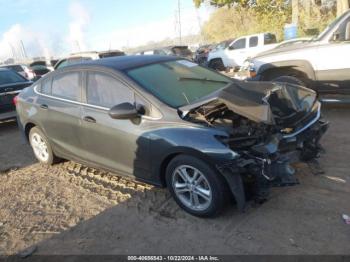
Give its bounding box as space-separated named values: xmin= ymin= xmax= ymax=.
xmin=231 ymin=38 xmax=246 ymax=50
xmin=334 ymin=17 xmax=350 ymax=41
xmin=87 ymin=72 xmax=134 ymax=108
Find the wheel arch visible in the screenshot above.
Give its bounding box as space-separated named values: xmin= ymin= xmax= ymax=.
xmin=24 ymin=122 xmax=37 ymax=141
xmin=156 ymin=147 xmax=219 ymax=187
xmin=258 ymin=60 xmax=316 ymax=81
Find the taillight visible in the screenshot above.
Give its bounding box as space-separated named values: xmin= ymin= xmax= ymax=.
xmin=13 ymin=95 xmax=19 ymax=106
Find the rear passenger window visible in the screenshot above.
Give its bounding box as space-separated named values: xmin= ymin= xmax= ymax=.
xmin=264 ymin=33 xmax=277 ymax=45
xmin=52 ymin=72 xmax=80 ymax=101
xmin=249 ymin=36 xmax=258 ymax=47
xmin=41 ymin=78 xmax=51 ymax=94
xmin=87 ymin=72 xmax=133 ymax=108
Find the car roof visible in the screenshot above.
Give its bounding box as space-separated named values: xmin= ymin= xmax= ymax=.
xmin=0 ymin=64 xmax=24 ymax=67
xmin=68 ymin=55 xmax=180 ymax=71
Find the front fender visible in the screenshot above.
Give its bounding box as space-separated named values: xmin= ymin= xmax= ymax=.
xmin=257 ymin=60 xmax=316 ymax=80
xmin=148 ymin=126 xmax=238 ymax=184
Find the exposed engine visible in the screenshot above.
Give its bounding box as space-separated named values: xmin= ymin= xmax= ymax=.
xmin=185 ymin=100 xmax=276 ymax=150
xmin=184 ymin=100 xmax=328 ymax=208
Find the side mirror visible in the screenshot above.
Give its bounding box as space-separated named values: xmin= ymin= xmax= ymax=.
xmin=333 ymin=32 xmax=341 ymax=41
xmin=108 ymin=102 xmax=139 ymax=119
xmin=228 ymin=45 xmax=234 ymax=50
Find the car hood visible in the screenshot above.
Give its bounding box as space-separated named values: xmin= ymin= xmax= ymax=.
xmin=179 ymin=81 xmax=317 ymax=126
xmin=253 ymin=41 xmax=317 ymax=59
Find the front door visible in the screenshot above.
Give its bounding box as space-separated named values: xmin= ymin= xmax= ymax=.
xmin=314 ymin=16 xmax=350 ymax=94
xmin=226 ymin=37 xmax=248 ymax=67
xmin=79 ymin=71 xmax=150 ymax=177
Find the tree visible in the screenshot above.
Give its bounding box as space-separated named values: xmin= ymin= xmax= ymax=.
xmin=193 ymin=0 xmax=243 ymax=8
xmin=337 ymin=0 xmax=350 ymax=16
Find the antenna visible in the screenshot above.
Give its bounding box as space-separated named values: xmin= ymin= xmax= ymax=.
xmin=20 ymin=40 xmax=28 ymax=59
xmin=178 ymin=0 xmax=182 ymax=45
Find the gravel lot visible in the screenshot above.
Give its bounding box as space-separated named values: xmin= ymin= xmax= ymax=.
xmin=0 ymin=106 xmax=349 ymax=255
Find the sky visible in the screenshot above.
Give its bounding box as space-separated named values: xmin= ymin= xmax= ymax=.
xmin=0 ymin=0 xmax=213 ymax=60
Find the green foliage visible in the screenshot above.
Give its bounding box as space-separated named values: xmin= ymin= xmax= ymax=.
xmin=197 ymin=0 xmax=336 ymax=43
xmin=201 ymin=5 xmax=291 ymax=42
xmin=194 ymin=0 xmax=242 ymax=8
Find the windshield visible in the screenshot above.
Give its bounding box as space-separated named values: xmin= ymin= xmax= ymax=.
xmin=0 ymin=70 xmax=27 ymax=85
xmin=127 ymin=60 xmax=232 ymax=108
xmin=316 ymin=11 xmax=349 ymax=41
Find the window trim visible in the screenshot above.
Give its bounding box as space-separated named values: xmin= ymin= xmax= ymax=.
xmin=51 ymin=71 xmax=82 ymax=102
xmin=34 ymin=83 xmax=123 ymax=112
xmin=81 ymin=69 xmax=162 ymax=120
xmin=231 ymin=38 xmax=247 ymax=50
xmin=84 ymin=70 xmax=134 ymax=109
xmin=34 ymin=70 xmax=162 ymax=120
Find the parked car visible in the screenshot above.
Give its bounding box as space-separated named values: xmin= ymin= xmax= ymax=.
xmin=54 ymin=50 xmax=125 ymax=70
xmin=0 ymin=68 xmax=32 ymax=121
xmin=54 ymin=52 xmax=100 ymax=70
xmin=30 ymin=65 xmax=52 ymax=78
xmin=99 ymin=49 xmax=125 ymax=58
xmin=30 ymin=60 xmax=54 ymax=71
xmin=193 ymin=44 xmax=216 ymax=65
xmin=207 ymin=33 xmax=278 ymax=70
xmin=244 ymin=10 xmax=350 ymax=94
xmin=29 ymin=61 xmax=53 ymax=80
xmin=136 ymin=46 xmax=193 ymax=60
xmin=0 ymin=64 xmax=36 ymax=80
xmin=16 ymin=56 xmax=328 ymax=217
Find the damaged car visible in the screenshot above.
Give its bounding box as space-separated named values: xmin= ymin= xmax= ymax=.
xmin=15 ymin=56 xmax=328 ymax=217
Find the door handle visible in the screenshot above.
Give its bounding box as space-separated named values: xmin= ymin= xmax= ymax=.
xmin=40 ymin=104 xmax=48 ymax=109
xmin=83 ymin=116 xmax=96 ymax=123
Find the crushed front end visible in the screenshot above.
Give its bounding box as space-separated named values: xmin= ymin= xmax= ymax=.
xmin=181 ymin=81 xmax=329 ymax=210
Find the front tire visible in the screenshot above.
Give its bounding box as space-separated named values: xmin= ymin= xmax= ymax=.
xmin=208 ymin=59 xmax=225 ymax=71
xmin=165 ymin=155 xmax=229 ymax=217
xmin=29 ymin=127 xmax=57 ymax=165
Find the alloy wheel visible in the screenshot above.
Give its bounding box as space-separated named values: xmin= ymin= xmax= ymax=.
xmin=172 ymin=165 xmax=212 ymax=211
xmin=30 ymin=132 xmax=49 ymax=162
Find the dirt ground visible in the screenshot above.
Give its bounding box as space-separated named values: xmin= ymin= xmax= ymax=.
xmin=0 ymin=106 xmax=349 ymax=255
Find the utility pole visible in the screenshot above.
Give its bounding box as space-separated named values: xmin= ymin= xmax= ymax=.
xmin=178 ymin=0 xmax=182 ymax=45
xmin=76 ymin=41 xmax=81 ymax=52
xmin=292 ymin=0 xmax=299 ymax=25
xmin=20 ymin=40 xmax=27 ymax=59
xmin=304 ymin=0 xmax=311 ymax=28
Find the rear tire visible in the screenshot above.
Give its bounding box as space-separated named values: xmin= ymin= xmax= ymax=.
xmin=29 ymin=127 xmax=58 ymax=165
xmin=165 ymin=155 xmax=229 ymax=217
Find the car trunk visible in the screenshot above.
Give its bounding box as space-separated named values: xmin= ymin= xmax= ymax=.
xmin=0 ymin=82 xmax=31 ymax=113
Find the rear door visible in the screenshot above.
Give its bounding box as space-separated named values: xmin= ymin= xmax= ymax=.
xmin=79 ymin=70 xmax=151 ymax=177
xmin=37 ymin=71 xmax=84 ymax=158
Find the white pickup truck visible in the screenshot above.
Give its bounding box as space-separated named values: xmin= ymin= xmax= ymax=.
xmin=245 ymin=10 xmax=350 ymax=95
xmin=207 ymin=32 xmax=278 ymax=70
